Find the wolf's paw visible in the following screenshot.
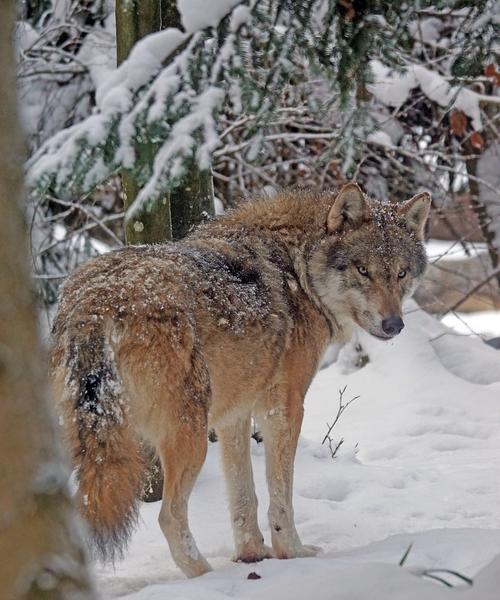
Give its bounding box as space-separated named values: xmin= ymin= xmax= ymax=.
xmin=234 ymin=543 xmax=274 ymax=563
xmin=274 ymin=543 xmax=322 ymax=559
xmin=296 ymin=544 xmax=322 ymax=557
xmin=183 ymin=557 xmax=213 ymax=578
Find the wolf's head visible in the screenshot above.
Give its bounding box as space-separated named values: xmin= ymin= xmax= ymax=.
xmin=309 ymin=183 xmax=431 ymax=340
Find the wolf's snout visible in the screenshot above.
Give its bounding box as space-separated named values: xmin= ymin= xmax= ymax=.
xmin=382 ymin=316 xmax=404 ymax=336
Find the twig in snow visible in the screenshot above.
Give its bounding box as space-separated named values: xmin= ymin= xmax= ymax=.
xmin=322 ymin=386 xmax=359 ymax=459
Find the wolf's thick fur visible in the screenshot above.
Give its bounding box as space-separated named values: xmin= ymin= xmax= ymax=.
xmin=50 ymin=183 xmax=430 ymax=577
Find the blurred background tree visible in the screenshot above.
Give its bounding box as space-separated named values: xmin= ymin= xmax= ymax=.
xmin=0 ymin=1 xmax=96 ymax=596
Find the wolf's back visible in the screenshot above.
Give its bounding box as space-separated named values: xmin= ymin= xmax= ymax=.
xmin=51 ymin=316 xmax=145 ymax=561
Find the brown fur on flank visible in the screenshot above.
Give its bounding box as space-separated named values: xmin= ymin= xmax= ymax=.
xmin=49 ymin=183 xmax=431 ymax=577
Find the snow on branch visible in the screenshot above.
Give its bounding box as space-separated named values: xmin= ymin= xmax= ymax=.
xmin=178 ymin=0 xmax=244 ymax=33
xmin=369 ymin=60 xmax=488 ymax=131
xmin=26 ymin=1 xmax=252 ymax=216
xmin=29 ymin=0 xmax=392 ymax=218
xmin=26 ymin=0 xmax=498 ymax=223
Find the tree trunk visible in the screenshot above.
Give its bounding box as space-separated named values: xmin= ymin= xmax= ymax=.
xmin=169 ymin=161 xmax=215 ymax=240
xmin=116 ymin=0 xmax=215 ymax=245
xmin=0 ymin=3 xmax=97 ymax=598
xmin=116 ymin=0 xmax=173 ymax=244
xmin=466 ymin=150 xmax=500 ymax=289
xmin=464 ymin=92 xmax=500 ymax=291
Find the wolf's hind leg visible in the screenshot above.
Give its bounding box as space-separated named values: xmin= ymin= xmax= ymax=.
xmin=218 ymin=416 xmax=272 ymax=563
xmin=119 ymin=316 xmax=212 ymax=577
xmin=158 ymin=420 xmax=211 ymax=578
xmin=156 ymin=340 xmax=212 ymax=578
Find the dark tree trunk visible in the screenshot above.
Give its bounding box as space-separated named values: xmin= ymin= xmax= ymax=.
xmin=116 ymin=0 xmax=215 ymax=245
xmin=170 ymin=161 xmax=215 ymax=240
xmin=465 ymin=139 xmax=500 ymax=290
xmin=116 ymin=0 xmax=173 ymax=244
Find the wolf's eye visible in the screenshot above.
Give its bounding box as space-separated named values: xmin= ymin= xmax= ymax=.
xmin=398 ymin=269 xmax=407 ymax=279
xmin=357 ymin=266 xmax=369 ymax=276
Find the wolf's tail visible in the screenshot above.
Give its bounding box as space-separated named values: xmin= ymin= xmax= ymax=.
xmin=63 ymin=321 xmax=146 ymax=562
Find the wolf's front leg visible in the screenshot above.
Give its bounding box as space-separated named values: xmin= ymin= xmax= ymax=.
xmin=219 ymin=416 xmax=272 ymax=562
xmin=257 ymin=391 xmax=320 ymax=559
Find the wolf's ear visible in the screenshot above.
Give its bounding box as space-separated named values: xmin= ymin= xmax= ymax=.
xmin=327 ymin=183 xmax=367 ymax=234
xmin=398 ymin=192 xmax=431 ymax=239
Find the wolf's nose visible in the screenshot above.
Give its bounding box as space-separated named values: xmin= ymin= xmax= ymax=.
xmin=382 ymin=316 xmax=405 ymax=336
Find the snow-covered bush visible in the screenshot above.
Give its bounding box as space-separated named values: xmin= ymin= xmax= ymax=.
xmin=27 ymin=2 xmax=498 ymax=212
xmin=17 ymin=0 xmax=120 ymax=305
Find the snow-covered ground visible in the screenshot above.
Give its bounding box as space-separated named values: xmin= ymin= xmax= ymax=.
xmin=425 ymin=238 xmax=500 ymax=340
xmin=95 ymin=303 xmax=500 ymax=599
xmin=426 ymin=239 xmax=488 ymax=262
xmin=442 ymin=311 xmax=500 ymax=339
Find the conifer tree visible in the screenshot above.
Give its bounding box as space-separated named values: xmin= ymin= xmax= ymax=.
xmin=26 ymin=2 xmax=486 ymax=211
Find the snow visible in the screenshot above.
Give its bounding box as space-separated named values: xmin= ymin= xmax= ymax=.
xmin=409 ymin=17 xmax=444 ymax=44
xmin=431 ymin=328 xmax=500 ymax=384
xmin=178 ymin=0 xmax=244 ymax=33
xmin=230 ymin=6 xmax=252 ymax=32
xmin=128 ymin=86 xmax=225 ymax=218
xmin=96 ymin=28 xmax=187 ymax=112
xmin=426 ymin=238 xmax=488 ymax=262
xmin=441 ymin=311 xmax=500 ymax=339
xmin=366 ymin=130 xmax=394 ymax=148
xmin=78 ymin=14 xmax=116 ymax=91
xmin=15 ymin=21 xmax=39 ymax=58
xmin=26 ymin=2 xmax=246 ymax=206
xmin=213 ymin=196 xmax=225 ymax=215
xmin=369 ymin=60 xmax=484 ymax=131
xmin=25 ymin=25 xmax=189 ymax=192
xmin=425 ymin=238 xmax=500 ymax=342
xmin=95 ymin=304 xmax=500 ymax=599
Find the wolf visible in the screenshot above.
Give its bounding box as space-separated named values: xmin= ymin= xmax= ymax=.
xmin=49 ymin=182 xmax=430 ymax=577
